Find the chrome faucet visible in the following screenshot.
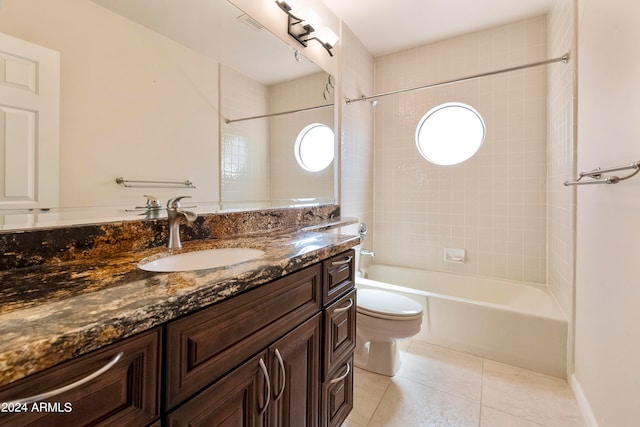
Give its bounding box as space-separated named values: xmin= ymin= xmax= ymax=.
xmin=360 ymin=249 xmax=375 ymax=257
xmin=166 ymin=196 xmax=197 ymax=250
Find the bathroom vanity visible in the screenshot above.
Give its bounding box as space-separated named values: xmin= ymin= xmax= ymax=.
xmin=0 ymin=209 xmax=358 ymax=427
xmin=166 ymin=250 xmax=355 ymax=426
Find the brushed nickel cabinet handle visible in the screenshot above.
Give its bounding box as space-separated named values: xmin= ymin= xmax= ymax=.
xmin=273 ymin=349 xmax=286 ymax=401
xmin=329 ymin=362 xmax=351 ymax=385
xmin=258 ymin=358 xmax=271 ymax=416
xmin=333 ymin=298 xmax=354 ymax=314
xmin=332 ymin=256 xmax=353 ymax=266
xmin=5 ymin=352 xmax=124 ymax=406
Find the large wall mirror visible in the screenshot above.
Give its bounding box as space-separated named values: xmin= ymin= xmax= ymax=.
xmin=0 ymin=0 xmax=335 ymax=230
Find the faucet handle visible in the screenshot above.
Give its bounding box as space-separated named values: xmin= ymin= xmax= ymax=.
xmin=144 ymin=195 xmax=161 ymax=209
xmin=167 ymin=196 xmax=191 ymax=210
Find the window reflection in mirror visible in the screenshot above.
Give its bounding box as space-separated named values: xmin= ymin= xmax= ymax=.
xmin=221 ymin=66 xmax=334 ymax=209
xmin=294 ymin=124 xmax=335 ymax=172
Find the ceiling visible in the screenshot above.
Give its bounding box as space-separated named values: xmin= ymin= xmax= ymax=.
xmin=321 ymin=0 xmax=554 ymax=56
xmin=90 ymin=0 xmax=554 ymax=79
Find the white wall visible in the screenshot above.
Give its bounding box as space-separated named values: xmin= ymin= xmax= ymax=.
xmin=574 ymin=0 xmax=640 ymax=425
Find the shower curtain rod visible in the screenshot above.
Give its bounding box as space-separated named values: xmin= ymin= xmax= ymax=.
xmin=225 ymin=103 xmax=334 ymax=124
xmin=345 ymin=53 xmax=570 ymax=105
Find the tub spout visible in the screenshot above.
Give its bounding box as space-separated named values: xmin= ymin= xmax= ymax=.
xmin=361 ymin=249 xmax=375 ymax=257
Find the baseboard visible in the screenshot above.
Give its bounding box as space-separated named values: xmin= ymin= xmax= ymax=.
xmin=570 ymin=374 xmax=599 ymax=427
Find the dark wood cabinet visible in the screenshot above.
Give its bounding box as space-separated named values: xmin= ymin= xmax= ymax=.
xmin=320 ymin=251 xmax=356 ymax=427
xmin=0 ymin=328 xmax=161 ymax=427
xmin=166 ymin=252 xmax=355 ymax=427
xmin=165 ymin=264 xmax=322 ymax=410
xmin=0 ymin=249 xmax=356 ymax=427
xmin=168 ymin=315 xmax=322 ymax=427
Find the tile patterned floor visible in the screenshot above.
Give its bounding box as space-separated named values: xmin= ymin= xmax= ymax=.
xmin=342 ymin=340 xmax=585 ymax=427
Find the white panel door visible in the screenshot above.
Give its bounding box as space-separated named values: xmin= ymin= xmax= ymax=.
xmin=0 ymin=32 xmax=59 ymax=210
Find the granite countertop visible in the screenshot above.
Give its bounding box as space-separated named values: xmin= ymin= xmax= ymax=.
xmin=0 ymin=227 xmax=360 ymax=387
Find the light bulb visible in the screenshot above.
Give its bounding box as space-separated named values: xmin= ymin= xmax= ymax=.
xmin=316 ymin=27 xmax=339 ymax=47
xmin=291 ymin=6 xmax=321 ymax=29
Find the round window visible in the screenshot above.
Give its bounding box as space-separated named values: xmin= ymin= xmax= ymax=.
xmin=294 ymin=123 xmax=335 ymax=172
xmin=415 ymin=102 xmax=485 ymax=165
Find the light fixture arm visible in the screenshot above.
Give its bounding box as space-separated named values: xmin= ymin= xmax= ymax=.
xmin=287 ymin=14 xmax=314 ymax=47
xmin=302 ymin=37 xmax=334 ymax=56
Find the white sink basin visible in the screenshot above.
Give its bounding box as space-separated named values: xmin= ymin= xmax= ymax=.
xmin=138 ymin=248 xmax=265 ymax=272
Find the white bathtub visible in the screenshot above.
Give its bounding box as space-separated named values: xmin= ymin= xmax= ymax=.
xmin=356 ymin=264 xmax=568 ymax=378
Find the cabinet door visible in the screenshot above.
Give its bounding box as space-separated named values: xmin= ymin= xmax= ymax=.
xmin=0 ymin=328 xmax=160 ymax=427
xmin=269 ymin=314 xmax=321 ymax=427
xmin=167 ymin=350 xmax=269 ymax=427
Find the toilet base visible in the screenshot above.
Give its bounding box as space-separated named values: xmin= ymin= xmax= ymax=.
xmin=354 ymin=335 xmax=402 ymax=376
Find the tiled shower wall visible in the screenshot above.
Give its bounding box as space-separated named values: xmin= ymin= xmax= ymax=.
xmin=547 ymin=0 xmax=575 ymax=377
xmin=220 ymin=65 xmax=270 ymax=206
xmin=547 ymin=0 xmax=575 ymax=321
xmin=373 ymin=16 xmax=549 ymax=283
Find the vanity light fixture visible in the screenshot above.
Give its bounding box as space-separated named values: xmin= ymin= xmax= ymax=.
xmin=275 ymin=0 xmax=338 ymax=57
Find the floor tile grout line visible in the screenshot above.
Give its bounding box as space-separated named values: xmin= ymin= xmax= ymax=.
xmin=479 ymin=405 xmax=551 ymax=427
xmin=395 ymin=342 xmax=485 ymax=405
xmin=364 ymin=377 xmax=392 ymax=427
xmin=477 ymin=358 xmax=573 ymax=427
xmin=394 ymin=371 xmax=483 ymax=406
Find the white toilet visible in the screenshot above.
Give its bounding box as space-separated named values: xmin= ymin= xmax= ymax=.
xmin=355 ymin=288 xmax=424 ymax=376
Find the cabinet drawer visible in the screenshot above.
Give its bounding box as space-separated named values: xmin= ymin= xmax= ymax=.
xmin=323 ymin=288 xmax=356 ymax=380
xmin=166 ymin=264 xmax=322 ymax=409
xmin=321 ymin=354 xmax=353 ymax=427
xmin=322 ymin=250 xmax=355 ymax=305
xmin=0 ymin=328 xmax=161 ymax=427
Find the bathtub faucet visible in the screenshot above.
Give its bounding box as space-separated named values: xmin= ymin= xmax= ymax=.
xmin=361 ymin=249 xmax=375 ymax=257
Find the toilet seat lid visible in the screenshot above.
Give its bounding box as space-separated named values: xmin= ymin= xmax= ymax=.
xmin=357 ymin=289 xmax=423 ymax=319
